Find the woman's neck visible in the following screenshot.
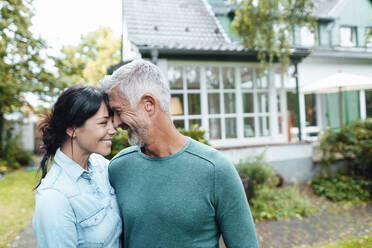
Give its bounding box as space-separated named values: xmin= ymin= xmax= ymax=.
xmin=61 ymin=142 xmax=90 ymax=171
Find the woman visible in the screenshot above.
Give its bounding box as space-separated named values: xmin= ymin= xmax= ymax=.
xmin=33 ymin=85 xmax=122 ymax=247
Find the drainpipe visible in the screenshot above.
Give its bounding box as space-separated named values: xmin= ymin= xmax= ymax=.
xmin=294 ymin=62 xmax=302 ymax=141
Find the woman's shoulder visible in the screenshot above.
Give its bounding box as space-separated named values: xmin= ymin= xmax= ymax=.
xmin=89 ymin=153 xmax=109 ymax=169
xmin=36 ymin=164 xmax=79 ymax=198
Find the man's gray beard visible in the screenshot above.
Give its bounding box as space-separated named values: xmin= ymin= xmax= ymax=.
xmin=127 ymin=127 xmax=147 ymax=147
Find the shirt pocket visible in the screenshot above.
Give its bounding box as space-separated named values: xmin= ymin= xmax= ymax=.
xmin=79 ymin=207 xmax=117 ymax=246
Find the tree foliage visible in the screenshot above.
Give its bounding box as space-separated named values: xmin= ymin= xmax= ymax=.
xmin=55 ymin=27 xmax=121 ymax=87
xmin=0 ymin=0 xmax=62 ymax=154
xmin=232 ymin=0 xmax=317 ymax=68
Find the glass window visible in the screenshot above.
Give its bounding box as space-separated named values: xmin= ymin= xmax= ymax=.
xmin=186 ymin=66 xmax=200 ymax=89
xmin=225 ymin=118 xmax=237 ymax=138
xmin=209 ymin=118 xmax=221 ymax=139
xmin=208 ymin=93 xmax=220 ymax=114
xmin=366 ymin=90 xmax=372 ymax=117
xmin=305 ymin=94 xmax=317 ymax=126
xmin=241 ymin=68 xmax=253 ymax=89
xmin=301 ymin=26 xmax=315 ymax=46
xmin=224 ymin=93 xmax=236 ymax=114
xmin=242 ymin=93 xmax=254 ymax=113
xmin=206 ymin=67 xmax=219 ymax=89
xmin=170 ymin=94 xmax=184 ymax=116
xmin=222 ymin=67 xmax=235 ymax=89
xmin=174 ymin=120 xmax=184 ymax=129
xmin=188 ymin=94 xmax=201 ymax=115
xmin=256 ymin=69 xmax=268 ymax=89
xmin=257 ymin=93 xmax=269 ymax=113
xmin=366 ymin=27 xmax=372 ymax=47
xmin=168 ymin=66 xmax=183 ymax=89
xmin=259 ymin=116 xmax=270 ymax=137
xmin=243 ymin=117 xmax=255 ymax=137
xmin=340 ymin=26 xmax=357 ymax=47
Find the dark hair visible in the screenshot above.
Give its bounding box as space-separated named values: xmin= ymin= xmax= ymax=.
xmin=35 ymin=85 xmax=112 ymax=189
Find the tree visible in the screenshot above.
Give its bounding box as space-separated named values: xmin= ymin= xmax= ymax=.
xmin=55 ymin=27 xmax=121 ymax=87
xmin=232 ymin=0 xmax=317 ymax=68
xmin=0 ymin=0 xmax=62 ymax=154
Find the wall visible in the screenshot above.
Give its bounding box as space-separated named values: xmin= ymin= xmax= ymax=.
xmin=12 ymin=122 xmax=35 ymax=152
xmin=219 ymin=143 xmax=315 ymax=182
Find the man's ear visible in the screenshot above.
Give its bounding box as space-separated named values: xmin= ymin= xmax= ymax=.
xmin=66 ymin=127 xmax=76 ymax=139
xmin=141 ymin=94 xmax=156 ymax=114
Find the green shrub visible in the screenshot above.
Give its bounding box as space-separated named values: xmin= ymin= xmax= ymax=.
xmin=235 ymin=153 xmax=279 ymax=189
xmin=251 ymin=185 xmax=317 ymax=220
xmin=320 ymin=119 xmax=372 ymax=179
xmin=106 ymin=128 xmax=130 ymax=160
xmin=311 ymin=175 xmax=371 ymax=202
xmin=0 ymin=131 xmax=31 ymax=173
xmin=178 ymin=124 xmax=210 ymax=146
xmin=106 ymin=124 xmax=210 ymax=159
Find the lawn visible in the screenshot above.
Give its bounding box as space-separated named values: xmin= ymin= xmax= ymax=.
xmin=300 ymin=236 xmax=372 ymax=248
xmin=0 ymin=169 xmax=38 ymax=248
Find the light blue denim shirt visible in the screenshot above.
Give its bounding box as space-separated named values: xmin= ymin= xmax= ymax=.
xmin=33 ymin=149 xmax=122 ymax=248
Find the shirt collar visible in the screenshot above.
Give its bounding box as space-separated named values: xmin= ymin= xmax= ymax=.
xmin=54 ymin=148 xmax=93 ymax=182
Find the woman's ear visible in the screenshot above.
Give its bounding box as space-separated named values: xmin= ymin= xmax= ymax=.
xmin=66 ymin=127 xmax=76 ymax=139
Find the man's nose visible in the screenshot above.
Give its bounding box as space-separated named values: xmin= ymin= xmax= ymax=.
xmin=113 ymin=113 xmax=121 ymax=129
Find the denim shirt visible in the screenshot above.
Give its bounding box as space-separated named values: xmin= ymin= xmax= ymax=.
xmin=33 ymin=149 xmax=122 ymax=248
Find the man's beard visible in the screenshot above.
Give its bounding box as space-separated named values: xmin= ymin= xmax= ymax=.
xmin=127 ymin=125 xmax=148 ymax=147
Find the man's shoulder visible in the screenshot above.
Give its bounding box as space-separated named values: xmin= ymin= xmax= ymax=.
xmin=111 ymin=146 xmax=138 ymax=162
xmin=186 ymin=139 xmax=231 ymax=167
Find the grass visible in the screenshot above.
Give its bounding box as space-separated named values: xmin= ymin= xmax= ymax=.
xmin=299 ymin=236 xmax=372 ymax=248
xmin=251 ymin=185 xmax=318 ymax=221
xmin=0 ymin=169 xmax=38 ymax=248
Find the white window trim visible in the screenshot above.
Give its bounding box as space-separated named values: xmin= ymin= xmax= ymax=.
xmin=164 ymin=60 xmax=288 ymax=148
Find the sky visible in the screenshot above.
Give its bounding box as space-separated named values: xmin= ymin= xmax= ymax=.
xmin=31 ymin=0 xmax=123 ymax=49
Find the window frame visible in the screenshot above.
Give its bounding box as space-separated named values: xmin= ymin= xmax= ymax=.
xmin=165 ymin=61 xmax=287 ymax=148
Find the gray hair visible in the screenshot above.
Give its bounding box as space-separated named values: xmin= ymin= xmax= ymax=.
xmin=100 ymin=59 xmax=170 ymax=113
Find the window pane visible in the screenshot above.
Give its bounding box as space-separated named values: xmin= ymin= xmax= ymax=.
xmin=206 ymin=67 xmax=219 ymax=89
xmin=340 ymin=26 xmax=356 ymax=47
xmin=188 ymin=94 xmax=201 ymax=115
xmin=278 ymin=115 xmax=283 ymax=134
xmin=257 ymin=93 xmax=269 ymax=113
xmin=225 ymin=118 xmax=237 ymax=138
xmin=242 ymin=93 xmax=254 ymax=113
xmin=189 ymin=119 xmax=202 ymax=128
xmin=186 ymin=66 xmax=200 ymax=89
xmin=256 ymin=69 xmax=268 ymax=89
xmin=277 ymin=93 xmax=281 ymax=112
xmin=259 ymin=116 xmax=270 ymax=137
xmin=168 ymin=66 xmax=183 ymax=89
xmin=305 ymin=94 xmax=317 ymax=126
xmin=222 ymin=67 xmax=235 ymax=89
xmin=174 ymin=120 xmax=185 ymax=129
xmin=287 ymin=91 xmax=298 ymax=127
xmin=366 ymin=90 xmax=372 ymax=117
xmin=241 ymin=68 xmax=253 ymax=89
xmin=224 ymin=93 xmax=236 ymax=113
xmin=170 ymin=94 xmax=184 ymax=116
xmin=208 ymin=93 xmax=220 ymax=114
xmin=209 ymin=118 xmax=221 ymax=139
xmin=243 ymin=117 xmax=255 ymax=137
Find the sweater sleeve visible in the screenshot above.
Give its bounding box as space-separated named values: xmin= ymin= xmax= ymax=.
xmin=214 ymin=158 xmax=259 ymax=248
xmin=32 ymin=189 xmax=77 ymax=248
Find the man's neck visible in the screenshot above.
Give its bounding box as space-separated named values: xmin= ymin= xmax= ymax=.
xmin=141 ymin=121 xmax=188 ymax=158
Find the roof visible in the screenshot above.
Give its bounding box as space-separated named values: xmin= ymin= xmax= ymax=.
xmin=123 ymin=0 xmax=310 ymax=60
xmin=124 ymin=0 xmax=232 ymax=50
xmin=312 ymin=0 xmax=345 ymax=19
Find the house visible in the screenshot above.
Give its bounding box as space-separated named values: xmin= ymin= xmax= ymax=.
xmin=294 ymin=0 xmax=372 ymax=139
xmin=115 ymin=0 xmax=372 ymax=181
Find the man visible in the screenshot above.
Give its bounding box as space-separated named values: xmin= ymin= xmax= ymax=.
xmin=101 ymin=59 xmax=258 ymax=248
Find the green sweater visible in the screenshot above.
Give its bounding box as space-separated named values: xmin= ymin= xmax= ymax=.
xmin=109 ymin=138 xmax=258 ymax=248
